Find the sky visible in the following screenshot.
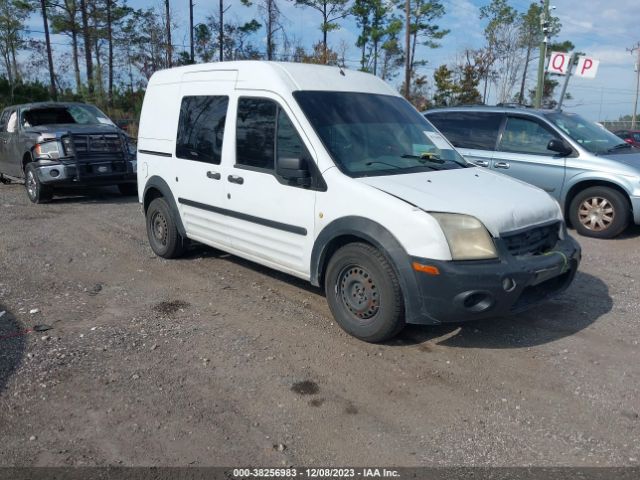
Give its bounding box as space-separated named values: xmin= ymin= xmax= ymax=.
xmin=27 ymin=0 xmax=640 ymax=121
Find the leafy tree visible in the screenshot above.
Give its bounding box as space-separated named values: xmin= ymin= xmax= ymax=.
xmin=50 ymin=0 xmax=82 ymax=93
xmin=398 ymin=0 xmax=449 ymax=98
xmin=432 ymin=64 xmax=455 ymax=106
xmin=478 ymin=0 xmax=517 ymax=103
xmin=517 ymin=2 xmax=561 ymax=104
xmin=289 ymin=0 xmax=350 ymax=64
xmin=352 ymin=0 xmax=398 ymax=75
xmin=244 ymin=0 xmax=283 ymax=60
xmin=0 ymin=0 xmax=32 ymax=101
xmin=379 ymin=17 xmax=403 ymax=81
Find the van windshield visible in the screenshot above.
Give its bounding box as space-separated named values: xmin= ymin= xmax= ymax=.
xmin=293 ymin=91 xmax=468 ymax=177
xmin=544 ymin=112 xmax=631 ymax=155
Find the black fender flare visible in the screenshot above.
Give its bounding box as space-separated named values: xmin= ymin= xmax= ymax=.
xmin=143 ymin=175 xmax=186 ymax=236
xmin=310 ymin=216 xmax=422 ymax=324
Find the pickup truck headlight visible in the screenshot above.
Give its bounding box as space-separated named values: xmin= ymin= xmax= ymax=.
xmin=34 ymin=141 xmax=62 ymax=160
xmin=430 ymin=213 xmax=498 ymax=260
xmin=127 ymin=139 xmax=137 ymax=156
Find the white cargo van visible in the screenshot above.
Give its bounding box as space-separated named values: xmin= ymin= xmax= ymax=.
xmin=137 ymin=61 xmax=580 ymax=342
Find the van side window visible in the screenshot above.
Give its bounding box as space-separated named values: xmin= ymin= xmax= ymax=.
xmin=427 ymin=112 xmax=502 ymax=150
xmin=499 ymin=117 xmax=556 ymax=155
xmin=277 ymin=108 xmax=309 ymax=161
xmin=236 ymin=98 xmax=277 ymax=170
xmin=176 ymin=96 xmax=228 ymax=164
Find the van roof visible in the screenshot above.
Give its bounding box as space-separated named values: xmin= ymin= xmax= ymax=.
xmin=147 ymin=61 xmax=399 ymax=97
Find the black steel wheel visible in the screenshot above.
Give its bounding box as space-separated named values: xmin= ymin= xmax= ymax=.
xmin=324 ymin=242 xmax=404 ymax=342
xmin=146 ymin=197 xmax=185 ymax=258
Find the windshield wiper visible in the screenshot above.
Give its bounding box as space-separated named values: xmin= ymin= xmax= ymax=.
xmin=608 ymin=143 xmax=632 ymax=152
xmin=400 ymin=153 xmax=446 ymax=164
xmin=365 ymin=161 xmax=401 ymax=169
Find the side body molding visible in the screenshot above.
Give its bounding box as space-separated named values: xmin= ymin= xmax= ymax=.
xmin=143 ymin=175 xmax=187 ymax=236
xmin=310 ymin=216 xmax=423 ymax=324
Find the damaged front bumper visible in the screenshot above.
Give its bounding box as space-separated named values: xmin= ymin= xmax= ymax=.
xmin=35 ymin=159 xmax=137 ymax=186
xmin=407 ymin=234 xmax=581 ymax=325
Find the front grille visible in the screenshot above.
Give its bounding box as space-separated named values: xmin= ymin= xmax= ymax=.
xmin=72 ymin=134 xmax=123 ymax=157
xmin=502 ymin=222 xmax=560 ymax=257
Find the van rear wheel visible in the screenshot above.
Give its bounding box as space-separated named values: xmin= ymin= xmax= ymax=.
xmin=569 ymin=186 xmax=630 ymax=239
xmin=324 ymin=243 xmax=405 ymax=343
xmin=146 ymin=197 xmax=185 ymax=258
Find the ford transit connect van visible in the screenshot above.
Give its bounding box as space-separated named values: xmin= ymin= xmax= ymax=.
xmin=137 ymin=62 xmax=580 ymax=342
xmin=425 ymin=106 xmax=640 ymax=239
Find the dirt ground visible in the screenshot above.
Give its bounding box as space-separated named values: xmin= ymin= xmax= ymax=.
xmin=0 ymin=182 xmax=639 ymax=467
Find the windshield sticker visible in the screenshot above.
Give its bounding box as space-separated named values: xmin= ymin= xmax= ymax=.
xmin=97 ymin=117 xmax=114 ymax=125
xmin=412 ymin=144 xmax=436 ymax=156
xmin=424 ymin=131 xmax=452 ymax=150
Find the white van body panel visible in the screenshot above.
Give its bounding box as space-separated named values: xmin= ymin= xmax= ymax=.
xmin=139 ymin=61 xmax=565 ymax=265
xmin=357 ymin=169 xmax=563 ymax=237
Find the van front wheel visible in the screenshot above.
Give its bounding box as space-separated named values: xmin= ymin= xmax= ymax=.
xmin=569 ymin=186 xmax=630 ymax=239
xmin=146 ymin=197 xmax=185 ymax=258
xmin=324 ymin=243 xmax=405 ymax=343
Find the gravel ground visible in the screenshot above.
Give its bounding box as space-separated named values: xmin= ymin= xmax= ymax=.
xmin=0 ymin=182 xmax=639 ymax=467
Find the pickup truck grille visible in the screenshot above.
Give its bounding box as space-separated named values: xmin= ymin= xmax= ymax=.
xmin=502 ymin=222 xmax=560 ymax=257
xmin=72 ymin=134 xmax=123 ymax=157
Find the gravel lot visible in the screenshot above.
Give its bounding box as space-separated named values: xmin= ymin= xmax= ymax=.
xmin=0 ymin=182 xmax=639 ymax=467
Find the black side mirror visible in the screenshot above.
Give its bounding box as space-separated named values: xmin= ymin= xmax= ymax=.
xmin=277 ymin=157 xmax=311 ymax=185
xmin=547 ymin=138 xmax=572 ymax=156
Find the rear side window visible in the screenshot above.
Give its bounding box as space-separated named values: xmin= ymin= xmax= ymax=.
xmin=176 ymin=95 xmax=228 ymax=164
xmin=427 ymin=112 xmax=502 ymax=150
xmin=499 ymin=117 xmax=556 ymax=155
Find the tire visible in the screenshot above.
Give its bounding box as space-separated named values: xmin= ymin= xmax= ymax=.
xmin=117 ymin=183 xmax=138 ymax=196
xmin=146 ymin=197 xmax=185 ymax=258
xmin=569 ymin=186 xmax=630 ymax=239
xmin=324 ymin=242 xmax=405 ymax=342
xmin=24 ymin=163 xmax=53 ymax=204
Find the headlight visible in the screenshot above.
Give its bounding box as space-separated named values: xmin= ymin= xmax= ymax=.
xmin=430 ymin=213 xmax=498 ymax=260
xmin=34 ymin=141 xmax=62 ymax=160
xmin=127 ymin=139 xmax=137 ymax=156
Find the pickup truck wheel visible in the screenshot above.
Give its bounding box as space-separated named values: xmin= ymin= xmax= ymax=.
xmin=25 ymin=163 xmax=53 ymax=204
xmin=569 ymin=186 xmax=630 ymax=239
xmin=117 ymin=183 xmax=137 ymax=196
xmin=146 ymin=197 xmax=185 ymax=258
xmin=325 ymin=243 xmax=405 ymax=343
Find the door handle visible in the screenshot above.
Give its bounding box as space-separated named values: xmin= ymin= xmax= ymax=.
xmin=495 ymin=162 xmax=510 ymax=169
xmin=472 ymin=159 xmax=489 ymax=167
xmin=206 ymin=171 xmax=221 ymax=180
xmin=227 ymin=175 xmax=244 ymax=185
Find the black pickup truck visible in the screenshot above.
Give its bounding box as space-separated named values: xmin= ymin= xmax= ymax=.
xmin=0 ymin=102 xmax=137 ymax=203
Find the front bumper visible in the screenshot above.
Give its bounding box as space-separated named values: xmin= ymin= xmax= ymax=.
xmin=35 ymin=159 xmax=137 ymax=186
xmin=407 ymin=235 xmax=581 ymax=325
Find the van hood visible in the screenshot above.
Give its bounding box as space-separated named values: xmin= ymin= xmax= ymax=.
xmin=356 ymin=168 xmax=562 ymax=237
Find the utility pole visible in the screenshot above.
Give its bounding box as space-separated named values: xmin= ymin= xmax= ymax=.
xmin=404 ymin=0 xmax=410 ymax=99
xmin=534 ymin=0 xmax=550 ymax=108
xmin=40 ymin=0 xmax=57 ymax=100
xmin=189 ymin=0 xmax=195 ymax=63
xmin=628 ymin=42 xmax=640 ymax=129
